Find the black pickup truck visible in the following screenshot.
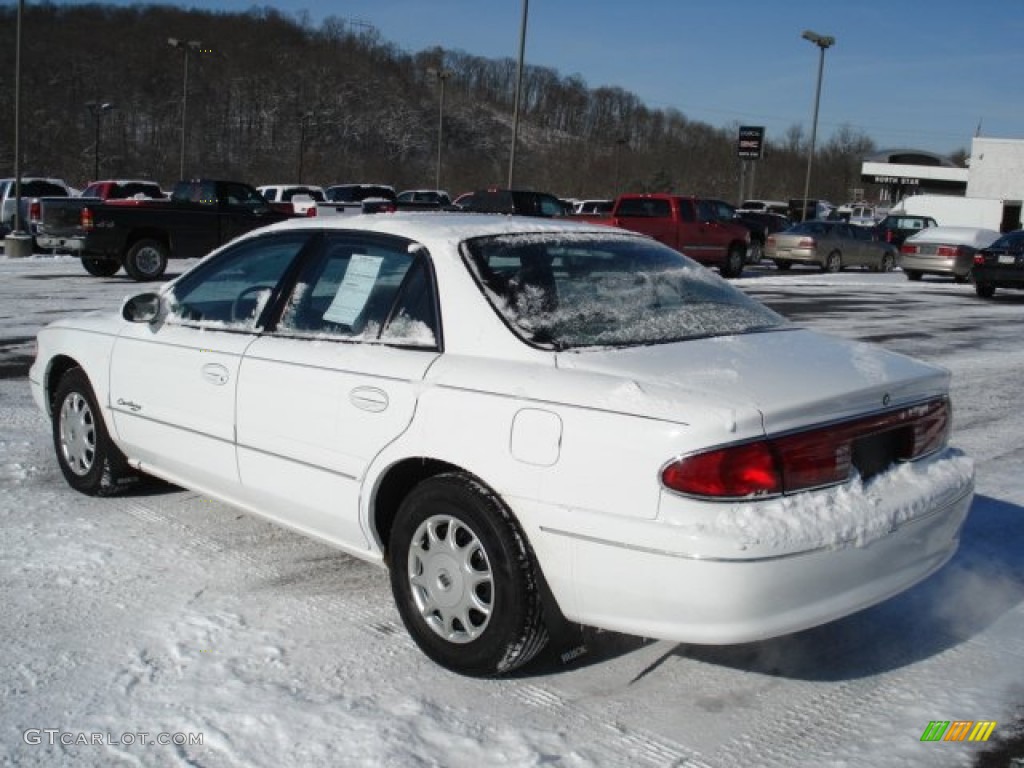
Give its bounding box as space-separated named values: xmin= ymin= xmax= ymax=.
xmin=78 ymin=179 xmax=294 ymax=280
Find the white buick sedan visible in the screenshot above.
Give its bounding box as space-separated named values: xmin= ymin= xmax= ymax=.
xmin=30 ymin=214 xmax=975 ymax=676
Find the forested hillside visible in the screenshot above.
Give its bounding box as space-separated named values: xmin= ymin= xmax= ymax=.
xmin=1 ymin=3 xmax=896 ymax=201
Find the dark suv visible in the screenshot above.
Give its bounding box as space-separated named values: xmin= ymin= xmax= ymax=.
xmin=874 ymin=214 xmax=937 ymax=247
xmin=459 ymin=189 xmax=569 ymax=217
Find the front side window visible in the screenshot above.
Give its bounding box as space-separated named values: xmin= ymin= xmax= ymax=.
xmin=166 ymin=232 xmax=313 ymax=331
xmin=277 ymin=234 xmax=439 ymax=348
xmin=463 ymin=233 xmax=785 ymax=350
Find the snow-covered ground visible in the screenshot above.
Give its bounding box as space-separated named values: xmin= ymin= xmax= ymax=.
xmin=1 ymin=254 xmax=1021 ymax=767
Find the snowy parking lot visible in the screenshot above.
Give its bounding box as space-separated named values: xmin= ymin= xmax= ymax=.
xmin=1 ymin=254 xmax=1022 ymax=767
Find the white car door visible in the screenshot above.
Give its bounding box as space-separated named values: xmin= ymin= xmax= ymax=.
xmin=235 ymin=232 xmax=442 ymax=550
xmin=109 ymin=231 xmax=315 ymax=494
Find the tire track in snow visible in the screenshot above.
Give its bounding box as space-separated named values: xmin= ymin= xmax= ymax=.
xmin=507 ymin=682 xmax=712 ymax=768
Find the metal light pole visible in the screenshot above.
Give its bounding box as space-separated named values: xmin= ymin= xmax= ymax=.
xmin=297 ymin=111 xmax=313 ymax=183
xmin=800 ymin=30 xmax=834 ymax=221
xmin=507 ymin=0 xmax=529 ymax=188
xmin=168 ymin=37 xmax=204 ymax=180
xmin=86 ymin=101 xmax=115 ymax=181
xmin=427 ymin=66 xmax=453 ymax=191
xmin=11 ymin=0 xmax=24 ymax=236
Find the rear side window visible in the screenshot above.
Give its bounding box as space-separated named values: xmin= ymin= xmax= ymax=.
xmin=278 ymin=234 xmax=438 ymax=348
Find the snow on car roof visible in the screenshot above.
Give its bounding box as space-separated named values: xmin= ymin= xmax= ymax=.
xmin=256 ymin=211 xmax=633 ymax=251
xmin=903 ymin=225 xmax=1001 ymax=247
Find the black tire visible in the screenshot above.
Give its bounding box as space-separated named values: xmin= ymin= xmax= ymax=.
xmin=124 ymin=238 xmax=168 ymax=281
xmin=52 ymin=368 xmax=132 ymax=496
xmin=905 ymin=270 xmax=922 ymax=281
xmin=388 ymin=472 xmax=548 ymax=676
xmin=81 ymin=257 xmax=121 ymax=277
xmin=822 ymin=251 xmax=842 ymax=273
xmin=975 ymin=283 xmax=996 ymax=298
xmin=774 ymin=259 xmax=793 ymax=271
xmin=954 ymin=273 xmax=969 ymax=284
xmin=878 ymin=253 xmax=895 ymax=273
xmin=720 ymin=244 xmax=745 ymax=278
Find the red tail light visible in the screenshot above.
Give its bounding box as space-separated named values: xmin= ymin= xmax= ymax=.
xmin=81 ymin=207 xmax=94 ymax=231
xmin=974 ymin=254 xmax=985 ymax=265
xmin=936 ymin=246 xmax=964 ymax=257
xmin=28 ymin=200 xmax=41 ymax=223
xmin=766 ymin=236 xmax=775 ymax=246
xmin=305 ymin=206 xmax=317 ymax=217
xmin=797 ymin=238 xmax=816 ymax=248
xmin=900 ymin=244 xmax=919 ymax=254
xmin=885 ymin=230 xmax=894 ymax=243
xmin=661 ymin=398 xmax=950 ymax=499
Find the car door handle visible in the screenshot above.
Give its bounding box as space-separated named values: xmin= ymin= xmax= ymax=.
xmin=350 ymin=386 xmax=389 ymax=413
xmin=201 ymin=362 xmax=230 ymax=386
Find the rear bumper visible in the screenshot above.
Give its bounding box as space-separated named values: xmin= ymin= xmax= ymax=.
xmin=898 ymin=253 xmax=972 ymax=277
xmin=973 ymin=265 xmax=1024 ymax=288
xmin=37 ymin=234 xmax=84 ymax=253
xmin=517 ymin=448 xmax=974 ymax=644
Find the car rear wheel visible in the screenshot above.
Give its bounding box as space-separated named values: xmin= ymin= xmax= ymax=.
xmin=878 ymin=253 xmax=895 ymax=272
xmin=81 ymin=257 xmax=120 ymax=277
xmin=720 ymin=244 xmax=745 ymax=278
xmin=52 ymin=368 xmax=132 ymax=496
xmin=124 ymin=238 xmax=169 ymax=281
xmin=822 ymin=251 xmax=842 ymax=273
xmin=905 ymin=270 xmax=923 ymax=281
xmin=975 ymin=283 xmax=996 ymax=298
xmin=746 ymin=240 xmax=764 ymax=264
xmin=388 ymin=472 xmax=548 ymax=676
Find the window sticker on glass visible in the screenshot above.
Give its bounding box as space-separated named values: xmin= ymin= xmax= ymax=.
xmin=323 ymin=253 xmax=383 ymax=325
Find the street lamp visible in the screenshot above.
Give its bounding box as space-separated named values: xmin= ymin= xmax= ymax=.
xmin=86 ymin=101 xmax=115 ymax=181
xmin=427 ymin=66 xmax=453 ymax=191
xmin=507 ymin=0 xmax=529 ymax=188
xmin=800 ymin=29 xmax=834 ymax=221
xmin=168 ymin=37 xmax=204 ymax=179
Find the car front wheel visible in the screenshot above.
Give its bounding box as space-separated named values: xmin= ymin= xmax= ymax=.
xmin=124 ymin=238 xmax=169 ymax=281
xmin=52 ymin=368 xmax=132 ymax=495
xmin=975 ymin=283 xmax=996 ymax=298
xmin=388 ymin=472 xmax=548 ymax=676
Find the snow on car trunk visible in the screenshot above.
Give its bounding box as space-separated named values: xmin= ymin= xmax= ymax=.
xmin=556 ymin=327 xmax=950 ymax=436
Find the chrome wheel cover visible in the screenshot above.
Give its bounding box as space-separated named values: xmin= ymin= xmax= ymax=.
xmin=59 ymin=391 xmax=96 ymax=476
xmin=135 ymin=245 xmax=163 ymax=276
xmin=407 ymin=514 xmax=493 ymax=644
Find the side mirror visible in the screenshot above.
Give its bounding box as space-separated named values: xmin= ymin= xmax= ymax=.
xmin=122 ymin=292 xmax=163 ymax=323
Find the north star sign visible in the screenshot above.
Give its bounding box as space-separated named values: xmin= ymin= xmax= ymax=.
xmin=737 ymin=126 xmax=765 ymax=159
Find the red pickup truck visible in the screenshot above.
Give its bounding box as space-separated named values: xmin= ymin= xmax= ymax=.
xmin=579 ymin=194 xmax=750 ymax=278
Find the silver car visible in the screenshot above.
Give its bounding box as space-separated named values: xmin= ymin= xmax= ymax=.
xmin=766 ymin=220 xmax=897 ymax=273
xmin=898 ymin=226 xmax=1001 ymax=283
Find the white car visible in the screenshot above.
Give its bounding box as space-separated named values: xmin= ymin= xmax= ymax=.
xmin=30 ymin=214 xmax=975 ymax=676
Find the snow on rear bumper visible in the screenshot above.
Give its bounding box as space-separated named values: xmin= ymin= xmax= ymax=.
xmin=516 ymin=448 xmax=974 ymax=644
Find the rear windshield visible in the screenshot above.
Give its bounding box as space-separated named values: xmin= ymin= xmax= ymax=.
xmin=462 ymin=232 xmax=785 ymax=350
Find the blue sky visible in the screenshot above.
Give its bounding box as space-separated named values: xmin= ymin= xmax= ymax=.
xmin=47 ymin=0 xmax=1023 ymax=155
